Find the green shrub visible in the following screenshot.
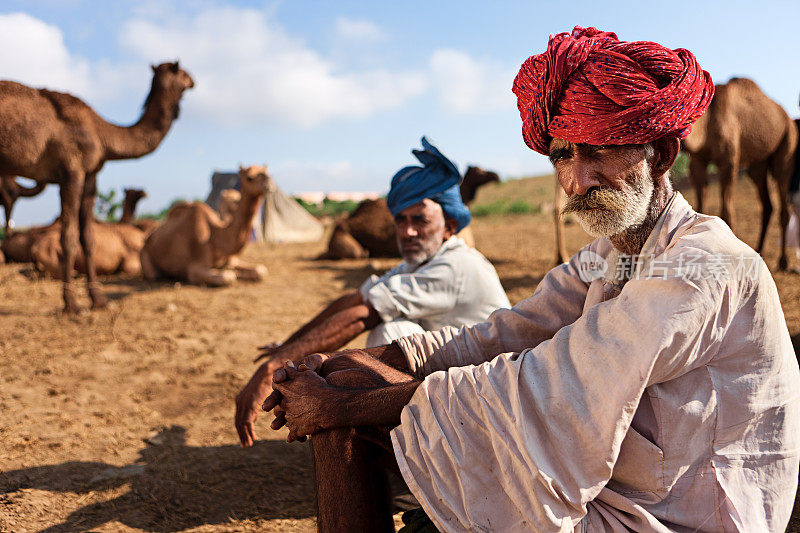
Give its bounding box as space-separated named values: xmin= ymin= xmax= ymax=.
xmin=295 ymin=198 xmax=360 ymax=218
xmin=472 ymin=199 xmax=540 ymax=217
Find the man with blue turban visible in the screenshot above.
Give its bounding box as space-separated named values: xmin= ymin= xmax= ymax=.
xmin=235 ymin=137 xmax=509 ymax=448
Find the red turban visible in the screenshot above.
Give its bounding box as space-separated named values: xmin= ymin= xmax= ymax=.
xmin=512 ymin=26 xmax=714 ymax=155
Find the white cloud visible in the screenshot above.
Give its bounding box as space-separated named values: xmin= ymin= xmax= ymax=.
xmin=334 ymin=17 xmax=386 ymax=43
xmin=429 ymin=49 xmax=516 ymax=114
xmin=271 ymin=160 xmax=381 ymax=193
xmin=119 ymin=7 xmax=426 ymax=128
xmin=0 ymin=12 xmax=91 ymax=95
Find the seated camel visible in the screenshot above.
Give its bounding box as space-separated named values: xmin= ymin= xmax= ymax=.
xmin=2 ymin=188 xmax=151 ymax=264
xmin=29 ymin=188 xmax=152 ymax=276
xmin=1 ymin=218 xmax=59 ymax=263
xmin=32 ymin=221 xmax=146 ymax=277
xmin=140 ymin=165 xmax=272 ymax=286
xmin=320 ymin=166 xmax=498 ymax=259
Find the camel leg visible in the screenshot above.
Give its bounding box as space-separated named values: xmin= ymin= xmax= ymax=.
xmin=140 ymin=248 xmax=160 ymax=280
xmin=59 ymin=174 xmax=83 ymax=313
xmin=186 ymin=263 xmax=236 ymax=287
xmin=689 ymin=155 xmax=708 ymax=214
xmin=3 ymin=203 xmax=11 ymax=236
xmin=0 ymin=185 xmax=12 ymax=235
xmin=770 ymin=132 xmax=796 ymax=271
xmin=554 ymin=184 xmax=568 ymax=264
xmin=749 ymin=162 xmax=771 ymax=255
xmin=79 ymin=173 xmax=107 ymax=309
xmin=778 ymin=185 xmax=791 ymax=271
xmin=718 ymin=159 xmax=738 ymax=229
xmin=227 ymin=256 xmax=267 ymax=282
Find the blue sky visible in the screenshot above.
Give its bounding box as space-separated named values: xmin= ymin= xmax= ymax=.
xmin=3 ymin=0 xmax=800 ymax=225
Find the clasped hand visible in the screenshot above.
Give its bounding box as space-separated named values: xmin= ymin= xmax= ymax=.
xmin=262 ymin=355 xmax=333 ymax=442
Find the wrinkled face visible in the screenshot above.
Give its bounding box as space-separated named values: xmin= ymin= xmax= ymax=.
xmin=550 ymin=139 xmax=654 ymax=237
xmin=394 ymin=199 xmax=453 ymax=266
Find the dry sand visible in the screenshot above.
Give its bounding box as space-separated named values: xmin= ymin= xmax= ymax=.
xmin=1 ymin=177 xmax=799 ymax=531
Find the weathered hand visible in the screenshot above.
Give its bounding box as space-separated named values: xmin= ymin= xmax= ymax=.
xmin=253 ymin=342 xmax=283 ymax=363
xmin=297 ymin=353 xmax=329 ymax=373
xmin=272 ymin=362 xmax=336 ymax=441
xmin=234 ymin=359 xmax=283 ymax=447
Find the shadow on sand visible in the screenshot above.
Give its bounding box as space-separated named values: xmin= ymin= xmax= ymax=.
xmin=0 ymin=426 xmax=315 ymax=532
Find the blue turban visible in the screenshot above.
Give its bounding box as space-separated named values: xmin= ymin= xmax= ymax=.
xmin=386 ymin=137 xmax=471 ymax=232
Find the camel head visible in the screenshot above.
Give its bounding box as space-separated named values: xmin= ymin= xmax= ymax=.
xmin=123 ymin=188 xmax=147 ymax=203
xmin=146 ymin=61 xmax=195 ymax=119
xmin=151 ymin=61 xmax=195 ymax=92
xmin=238 ymin=165 xmax=275 ymax=198
xmin=461 ymin=166 xmax=500 ymax=204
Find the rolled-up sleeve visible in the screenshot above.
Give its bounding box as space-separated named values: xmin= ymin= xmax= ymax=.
xmin=363 ymin=262 xmax=460 ymax=324
xmin=397 ymin=250 xmax=590 ymax=377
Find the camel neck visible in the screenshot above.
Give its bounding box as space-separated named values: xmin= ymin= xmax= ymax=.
xmin=97 ymin=85 xmax=183 ymax=161
xmin=212 ymin=192 xmax=262 ymax=256
xmin=119 ymin=196 xmax=141 ymax=224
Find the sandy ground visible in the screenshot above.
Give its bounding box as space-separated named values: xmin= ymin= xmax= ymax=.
xmin=1 ymin=177 xmax=799 ymax=532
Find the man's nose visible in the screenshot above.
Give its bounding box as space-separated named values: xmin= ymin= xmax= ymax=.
xmin=401 ymin=224 xmax=418 ymax=238
xmin=564 ymin=159 xmax=602 ymax=196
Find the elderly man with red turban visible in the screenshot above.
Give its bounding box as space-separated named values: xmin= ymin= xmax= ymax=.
xmin=261 ymin=27 xmax=800 ymax=532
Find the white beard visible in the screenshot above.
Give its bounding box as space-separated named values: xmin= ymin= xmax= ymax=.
xmin=569 ymin=161 xmax=654 ymax=238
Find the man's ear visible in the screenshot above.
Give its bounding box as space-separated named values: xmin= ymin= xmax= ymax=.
xmin=650 ymin=137 xmax=680 ymax=178
xmin=444 ymin=218 xmax=458 ymax=239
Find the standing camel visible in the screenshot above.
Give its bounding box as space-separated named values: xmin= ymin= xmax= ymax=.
xmin=140 ymin=165 xmax=273 ymax=286
xmin=682 ymin=77 xmax=797 ymax=270
xmin=0 ymin=61 xmax=194 ymax=312
xmin=0 ymin=175 xmax=47 ymax=234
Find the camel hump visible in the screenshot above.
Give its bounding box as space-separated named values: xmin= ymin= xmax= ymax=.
xmin=39 ymin=89 xmax=90 ymax=119
xmin=0 ymin=80 xmax=42 ymax=97
xmin=725 ymin=77 xmax=760 ymax=91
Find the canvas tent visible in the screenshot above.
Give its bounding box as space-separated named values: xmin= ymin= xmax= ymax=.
xmin=205 ymin=171 xmax=324 ymax=244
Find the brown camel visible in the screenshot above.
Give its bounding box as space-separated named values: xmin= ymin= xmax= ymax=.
xmin=1 ymin=218 xmax=60 ymax=263
xmin=320 ymin=166 xmax=496 ymax=259
xmin=30 ymin=189 xmax=152 ymax=277
xmin=0 ymin=175 xmax=47 ymax=234
xmin=119 ymin=188 xmax=160 ymax=235
xmin=140 ymin=165 xmax=272 ymax=286
xmin=682 ymin=77 xmax=798 ymax=270
xmin=460 ymin=166 xmax=499 ymax=203
xmin=118 ymin=188 xmax=147 ymax=224
xmin=31 ymin=221 xmax=145 ymax=277
xmin=0 ymin=61 xmax=194 ymax=312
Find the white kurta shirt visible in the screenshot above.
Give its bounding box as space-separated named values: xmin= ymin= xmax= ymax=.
xmin=391 ymin=193 xmax=800 ymax=532
xmin=359 ymin=236 xmax=510 ymax=332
